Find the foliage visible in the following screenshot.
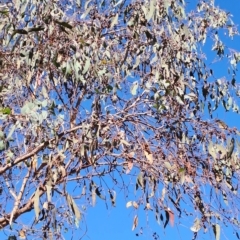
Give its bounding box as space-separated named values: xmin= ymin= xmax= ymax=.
xmin=0 ymin=0 xmax=240 ymax=239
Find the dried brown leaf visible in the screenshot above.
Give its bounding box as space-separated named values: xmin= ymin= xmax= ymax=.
xmin=19 ymin=229 xmax=26 ymax=239
xmin=168 ymin=209 xmax=174 ymax=227
xmin=132 ymin=215 xmax=138 ymax=231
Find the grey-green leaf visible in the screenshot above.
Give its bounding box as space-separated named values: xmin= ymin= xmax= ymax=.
xmin=146 ymin=0 xmax=156 ymax=22
xmin=92 ymin=188 xmax=96 ymax=206
xmin=137 ymin=172 xmax=145 ymax=189
xmin=109 ymin=190 xmax=116 ymax=207
xmin=0 ymin=140 xmax=5 ymax=150
xmin=6 ymin=125 xmax=16 ymax=140
xmin=34 ymin=188 xmax=40 ymax=221
xmin=96 ymin=187 xmax=106 ymax=200
xmin=130 ymin=81 xmax=138 ymax=95
xmin=66 ymin=193 xmax=81 ymax=220
xmin=213 ymin=224 xmax=220 ymax=240
xmin=226 ymin=138 xmax=235 ymax=159
xmin=110 ymin=13 xmax=119 ymax=29
xmin=190 ymin=218 xmax=201 ymax=232
xmin=82 ymin=57 xmax=90 ymax=75
xmin=46 ymin=184 xmax=52 ymax=202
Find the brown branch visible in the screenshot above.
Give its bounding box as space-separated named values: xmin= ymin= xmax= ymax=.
xmin=0 ymin=141 xmax=49 ymax=175
xmin=0 ymin=124 xmax=85 ymax=175
xmin=9 ymin=168 xmax=31 ymax=226
xmin=3 ymin=174 xmax=17 ymax=200
xmin=0 ymin=189 xmax=45 ymax=229
xmin=70 ymin=88 xmax=86 ymax=127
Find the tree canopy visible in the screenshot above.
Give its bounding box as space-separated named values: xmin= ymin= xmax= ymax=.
xmin=0 ymin=0 xmax=240 ymax=239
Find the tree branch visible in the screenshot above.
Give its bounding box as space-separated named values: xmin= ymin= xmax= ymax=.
xmin=9 ymin=168 xmax=31 ymax=226
xmin=0 ymin=188 xmax=45 ymax=229
xmin=0 ymin=124 xmax=85 ymax=175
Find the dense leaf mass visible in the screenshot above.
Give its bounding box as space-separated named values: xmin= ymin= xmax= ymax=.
xmin=0 ymin=0 xmax=240 ymax=239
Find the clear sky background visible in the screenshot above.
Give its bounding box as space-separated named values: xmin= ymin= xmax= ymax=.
xmin=81 ymin=1 xmax=240 ymax=240
xmin=1 ymin=1 xmax=240 ymax=240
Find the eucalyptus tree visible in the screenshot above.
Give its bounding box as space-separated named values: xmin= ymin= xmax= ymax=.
xmin=0 ymin=0 xmax=240 ymax=239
